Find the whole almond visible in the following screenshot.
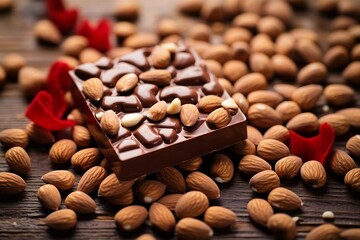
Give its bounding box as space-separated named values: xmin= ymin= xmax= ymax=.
xmin=65 ymin=191 xmax=96 ymax=213
xmin=343 ymin=61 xmax=360 ymax=85
xmin=249 ymin=170 xmax=280 ymax=193
xmin=238 ymin=155 xmax=272 ymax=176
xmin=157 ymin=194 xmax=183 ymax=211
xmin=0 ymin=128 xmax=29 ymax=149
xmin=0 ymin=172 xmax=26 ymax=194
xmin=134 ymin=180 xmax=166 ymax=203
xmin=233 ymin=73 xmax=268 ymax=96
xmin=123 ymin=33 xmax=159 ymax=49
xmin=251 ymin=33 xmax=275 ymax=57
xmin=263 ymin=0 xmax=293 ymax=25
xmin=197 ymin=95 xmax=223 ymax=113
xmin=61 ymin=35 xmax=89 ymax=57
xmin=328 ymin=30 xmax=355 ymax=49
xmin=247 ymin=198 xmax=274 ymax=227
xmin=275 ymin=156 xmax=302 ymax=180
xmin=49 ymin=139 xmax=77 ymax=164
xmin=149 ymin=202 xmax=176 ymax=232
xmin=205 ymin=59 xmax=223 ymax=77
xmin=37 ymin=184 xmax=61 ymax=211
xmin=25 ymin=122 xmax=55 ymax=145
xmin=1 ymin=53 xmax=26 ymax=77
xmin=116 ymin=73 xmax=138 ymax=93
xmin=263 ymin=125 xmax=290 ymax=143
xmin=209 ymin=153 xmax=234 ymax=183
xmin=223 ymin=60 xmax=248 ymax=82
xmin=177 ymin=0 xmax=203 ymax=14
xmin=106 ymin=188 xmax=134 ymax=206
xmin=305 ymin=224 xmax=341 ymax=240
xmin=257 ymin=139 xmax=290 ymax=162
xmin=41 ymin=170 xmax=75 ymax=191
xmin=77 ymin=166 xmax=107 ymax=193
xmin=346 ymin=135 xmax=360 ymax=158
xmin=247 ymin=90 xmax=283 ymax=108
xmin=249 ymin=53 xmax=274 ymax=80
xmin=344 ymin=168 xmax=360 ymax=192
xmin=180 ymin=104 xmax=199 ymax=127
xmin=271 ymin=54 xmax=298 ymax=80
xmin=286 ymin=112 xmax=319 ymax=133
xmin=33 ymin=19 xmax=62 ymax=45
xmin=247 ymin=125 xmax=263 ymax=145
xmin=156 ymin=18 xmax=180 ymax=38
xmin=295 ymin=39 xmax=323 ymax=63
xmin=204 ymin=206 xmax=237 ymax=228
xmin=175 ymin=191 xmax=209 ymax=218
xmin=71 ymin=148 xmax=102 ymax=171
xmin=206 ymin=108 xmax=230 ymax=129
xmin=275 ymin=101 xmax=301 ymax=122
xmin=273 ymin=84 xmax=297 ymax=100
xmin=319 ymin=113 xmax=350 ymax=136
xmin=45 ymin=209 xmax=77 ymax=230
xmin=139 ymin=69 xmax=171 ymax=85
xmin=114 ymin=205 xmax=148 ymax=231
xmin=167 ymin=98 xmax=182 ymax=115
xmin=98 ymin=173 xmax=135 ymax=197
xmin=186 ymin=171 xmax=220 ymax=199
xmin=323 ymin=45 xmax=349 ymax=70
xmin=232 ymin=93 xmax=249 ymax=114
xmin=275 ymin=33 xmax=296 ymax=56
xmin=300 ymin=160 xmax=327 ymax=188
xmin=340 ymin=228 xmax=360 ymax=240
xmin=297 ymin=62 xmax=327 ymax=85
xmin=336 ymin=108 xmax=360 ymax=128
xmin=328 ymin=149 xmax=356 ymax=176
xmin=324 ymin=84 xmax=355 ymax=107
xmin=188 ymin=23 xmax=211 ymax=42
xmin=101 ymin=110 xmax=120 ymax=136
xmin=202 ymin=44 xmax=231 ymax=65
xmin=155 ymin=167 xmax=186 ymax=193
xmin=176 ymin=218 xmax=213 ymax=240
xmin=232 ymin=12 xmax=260 ymax=31
xmin=291 ymin=84 xmax=323 ymax=110
xmin=268 ymin=187 xmax=303 ymax=211
xmin=267 ymin=213 xmax=297 ymax=240
xmin=247 ymin=103 xmax=283 ymax=129
xmin=121 ymin=113 xmax=144 ymax=128
xmin=223 ymin=27 xmax=252 ymax=46
xmin=147 ymin=101 xmax=167 ymax=122
xmin=82 ymin=77 xmax=104 ymax=101
xmin=79 ymin=48 xmax=103 ymax=64
xmin=67 ymin=108 xmax=85 ymax=125
xmin=176 ymin=156 xmax=202 ymax=171
xmin=230 ymin=139 xmax=256 ymax=156
xmin=150 ymin=46 xmax=171 ymax=69
xmin=231 ymin=41 xmax=251 ymax=62
xmin=18 ymin=66 xmax=46 ymax=98
xmin=72 ymin=125 xmax=93 ymax=147
xmin=5 ymin=146 xmax=31 ymax=174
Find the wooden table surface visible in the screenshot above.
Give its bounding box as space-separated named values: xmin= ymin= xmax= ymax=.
xmin=0 ymin=0 xmax=360 ymax=239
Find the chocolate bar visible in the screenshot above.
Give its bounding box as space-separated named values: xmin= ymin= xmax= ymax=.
xmin=70 ymin=42 xmax=246 ymax=180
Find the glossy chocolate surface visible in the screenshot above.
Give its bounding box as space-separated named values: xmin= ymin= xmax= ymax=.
xmin=71 ymin=42 xmax=247 ymax=180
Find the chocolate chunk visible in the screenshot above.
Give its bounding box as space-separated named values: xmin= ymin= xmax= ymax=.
xmin=134 ymin=125 xmax=163 ymax=148
xmin=174 ymin=66 xmax=210 ymax=85
xmin=119 ymin=49 xmax=150 ymax=71
xmin=159 ymin=86 xmax=198 ymax=104
xmin=202 ymin=81 xmax=224 ymax=96
xmin=134 ymin=84 xmax=159 ymax=108
xmin=95 ymin=57 xmax=113 ymax=69
xmin=117 ymin=139 xmax=139 ymax=152
xmin=150 ymin=117 xmax=182 ymax=133
xmin=101 ymin=63 xmax=141 ymax=87
xmin=174 ymin=52 xmax=195 ymax=69
xmin=101 ymin=95 xmax=142 ymax=112
xmin=159 ymin=129 xmax=178 ymax=144
xmin=75 ymin=63 xmax=101 ymax=80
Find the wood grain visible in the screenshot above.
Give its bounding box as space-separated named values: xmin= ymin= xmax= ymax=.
xmin=1 ymin=0 xmax=360 ymax=239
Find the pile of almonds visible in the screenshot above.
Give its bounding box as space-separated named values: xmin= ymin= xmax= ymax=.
xmin=1 ymin=0 xmax=360 ymax=239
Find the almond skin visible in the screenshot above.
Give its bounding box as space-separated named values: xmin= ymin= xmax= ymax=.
xmin=346 ymin=135 xmax=360 ymax=158
xmin=249 ymin=53 xmax=274 ymax=79
xmin=25 ymin=122 xmax=55 ymax=145
xmin=273 ymin=83 xmax=297 ymax=100
xmin=77 ymin=166 xmax=107 ymax=193
xmin=197 ymin=95 xmax=223 ymax=113
xmin=134 ymin=180 xmax=166 ymax=203
xmin=101 ymin=110 xmax=120 ymax=136
xmin=247 ymin=103 xmax=283 ymax=129
xmin=257 ymin=139 xmax=290 ymax=162
xmin=175 ymin=191 xmax=209 ymax=218
xmin=180 ymin=104 xmax=199 ymax=127
xmin=275 ymin=156 xmax=302 ymax=180
xmin=230 ymin=139 xmax=256 ymax=156
xmin=72 ymin=125 xmax=93 ymax=147
xmin=155 ymin=167 xmax=186 ymax=193
xmin=0 ymin=172 xmax=26 ymax=194
xmin=238 ymin=155 xmax=272 ymax=176
xmin=319 ymin=113 xmax=350 ymax=136
xmin=204 ymin=206 xmax=237 ymax=229
xmin=324 ymin=84 xmax=355 ymax=107
xmin=176 ymin=156 xmax=202 ymax=171
xmin=246 ymin=125 xmax=263 ymax=145
xmin=247 ymin=198 xmax=274 ymax=227
xmin=209 ymin=154 xmax=234 ymax=183
xmin=98 ymin=173 xmax=135 ymax=197
xmin=186 ymin=171 xmax=220 ymax=200
xmin=300 ymin=160 xmax=327 ymax=188
xmin=340 ymin=228 xmax=360 ymax=240
xmin=297 ymin=62 xmax=327 ymax=85
xmin=5 ymin=146 xmax=31 ymax=174
xmin=147 ymin=101 xmax=167 ymax=122
xmin=233 ymin=73 xmax=268 ymax=96
xmin=106 ymin=188 xmax=134 ymax=206
xmin=157 ymin=194 xmax=183 ymax=212
xmin=291 ymin=84 xmax=323 ymax=110
xmin=336 ymin=108 xmax=360 ymax=128
xmin=249 ymin=170 xmax=280 ymax=193
xmin=115 ymin=73 xmax=138 ymax=93
xmin=45 ymin=209 xmax=77 ymax=230
xmin=275 ymin=101 xmax=301 ymax=122
xmin=206 ymin=108 xmax=231 ymax=129
xmin=0 ymin=128 xmax=29 ymax=149
xmin=149 ymin=202 xmax=176 ymax=232
xmin=114 ymin=205 xmax=148 ymax=231
xmin=37 ymin=184 xmax=61 ymax=211
xmin=49 ymin=139 xmax=77 ymax=164
xmin=232 ymin=92 xmax=249 ymax=114
xmin=263 ymin=125 xmax=290 ymax=143
xmin=65 ymin=191 xmax=96 ymax=213
xmin=329 ymin=149 xmax=356 ymax=176
xmin=82 ymin=77 xmax=104 ymax=101
xmin=139 ymin=69 xmax=171 ymax=85
xmin=305 ymin=224 xmax=341 ymax=240
xmin=71 ymin=148 xmax=102 ymax=171
xmin=286 ymin=112 xmax=319 ymax=133
xmin=176 ymin=218 xmax=213 ymax=240
xmin=247 ymin=90 xmax=283 ymax=108
xmin=268 ymin=187 xmax=303 ymax=211
xmin=271 ymin=54 xmax=298 ymax=80
xmin=41 ymin=170 xmax=75 ymax=191
xmin=343 ymin=61 xmax=360 ymax=85
xmin=151 ymin=46 xmax=171 ymax=69
xmin=267 ymin=213 xmax=297 ymax=240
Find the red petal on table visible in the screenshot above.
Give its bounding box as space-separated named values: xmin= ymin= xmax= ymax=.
xmin=25 ymin=91 xmax=75 ymax=131
xmin=76 ymin=19 xmax=111 ymax=52
xmin=47 ymin=61 xmax=72 ymax=93
xmin=45 ymin=0 xmax=78 ymax=33
xmin=289 ymin=123 xmax=335 ymax=166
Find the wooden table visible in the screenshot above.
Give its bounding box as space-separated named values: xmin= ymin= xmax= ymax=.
xmin=0 ymin=0 xmax=360 ymax=239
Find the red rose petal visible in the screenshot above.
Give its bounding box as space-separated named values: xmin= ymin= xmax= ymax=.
xmin=45 ymin=0 xmax=78 ymax=33
xmin=289 ymin=123 xmax=335 ymax=166
xmin=76 ymin=19 xmax=111 ymax=52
